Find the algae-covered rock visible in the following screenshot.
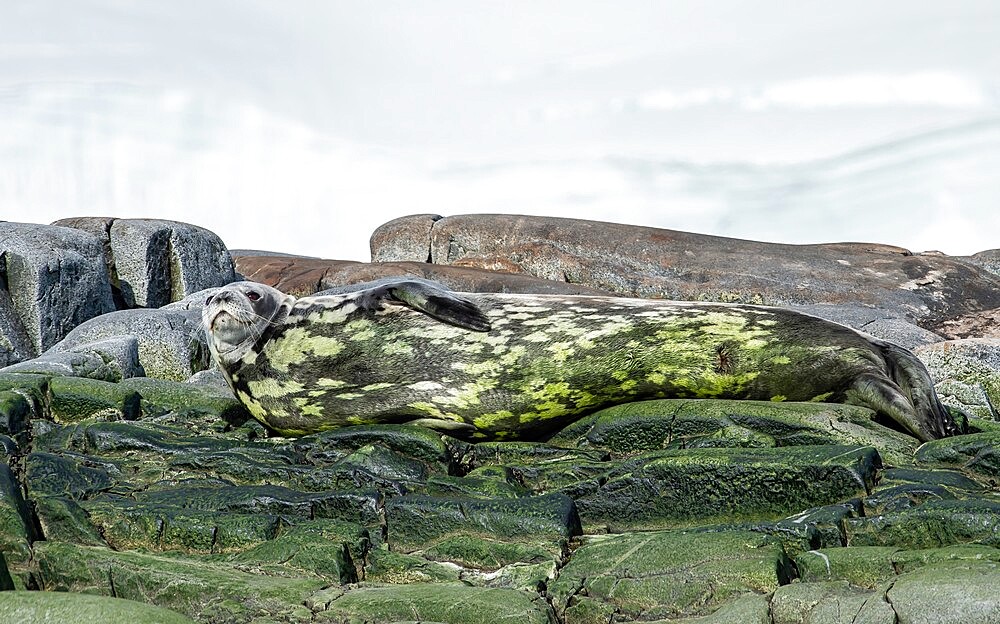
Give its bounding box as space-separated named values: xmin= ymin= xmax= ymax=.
xmin=770 ymin=581 xmax=895 ymax=624
xmin=845 ymin=499 xmax=1000 ymax=549
xmin=0 ymin=590 xmax=196 ymax=624
xmin=230 ymin=519 xmax=365 ymax=582
xmin=0 ymin=463 xmax=34 ymax=572
xmin=548 ymin=529 xmax=791 ymax=621
xmin=49 ymin=376 xmax=141 ymax=423
xmin=0 ymin=391 xmax=31 ymax=445
xmin=887 ymin=560 xmax=1000 ymax=624
xmin=549 ymin=399 xmax=917 ymax=466
xmin=915 ymin=338 xmax=1000 ymax=420
xmin=915 ymin=431 xmax=1000 ymax=477
xmin=314 ymin=583 xmax=555 ymax=624
xmin=574 ymin=445 xmax=881 ymax=531
xmin=32 ymin=541 xmax=326 ymax=623
xmin=385 ymin=492 xmax=580 ymax=552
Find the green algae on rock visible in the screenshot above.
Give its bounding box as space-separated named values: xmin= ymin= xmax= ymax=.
xmin=547 ymin=529 xmax=792 ymax=621
xmin=314 ymin=583 xmax=555 ymax=624
xmin=573 ymin=445 xmax=881 ymax=531
xmin=0 ymin=590 xmax=196 ymax=624
xmin=548 ymin=398 xmax=919 ymax=466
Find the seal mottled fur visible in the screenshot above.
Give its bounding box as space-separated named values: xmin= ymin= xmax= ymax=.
xmin=203 ymin=279 xmax=957 ymax=442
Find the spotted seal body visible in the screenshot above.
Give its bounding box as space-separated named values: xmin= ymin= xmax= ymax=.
xmin=203 ymin=279 xmax=957 ymax=441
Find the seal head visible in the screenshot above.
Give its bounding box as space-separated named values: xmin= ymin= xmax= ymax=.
xmin=203 ymin=281 xmax=294 ymax=368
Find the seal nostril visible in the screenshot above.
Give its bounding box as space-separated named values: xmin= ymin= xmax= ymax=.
xmin=205 ymin=295 xmax=215 ymax=306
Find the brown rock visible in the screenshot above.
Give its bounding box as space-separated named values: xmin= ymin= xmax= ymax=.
xmin=233 ymin=256 xmax=611 ymax=298
xmin=370 ymin=214 xmax=1000 ymax=338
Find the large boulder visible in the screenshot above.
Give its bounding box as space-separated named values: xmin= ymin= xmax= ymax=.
xmin=369 ymin=214 xmax=1000 ymax=338
xmin=234 ymin=255 xmax=611 ymax=297
xmin=0 ymin=222 xmax=115 ymax=359
xmin=54 ymin=217 xmax=236 ymax=309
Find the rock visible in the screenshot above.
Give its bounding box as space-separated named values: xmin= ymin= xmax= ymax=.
xmin=0 ymin=222 xmax=115 ymax=357
xmin=32 ymin=541 xmax=326 ymax=622
xmin=48 ymin=376 xmax=141 ymax=423
xmin=314 ymin=583 xmax=555 ymax=624
xmin=0 ymin=591 xmax=196 ymax=624
xmin=48 ymin=307 xmax=208 ymax=381
xmin=966 ymin=248 xmax=1000 ymax=277
xmin=915 ymin=338 xmax=1000 ymax=420
xmin=234 ymin=255 xmax=611 ymax=297
xmin=369 ymin=213 xmax=441 ymax=262
xmin=574 ymin=445 xmax=881 ymax=531
xmin=370 ymin=214 xmax=1000 ymax=338
xmin=548 ymin=399 xmax=918 ymax=466
xmin=547 ymin=529 xmax=791 ymax=621
xmin=55 ymin=217 xmax=236 ymax=309
xmin=2 ymin=336 xmax=142 ymax=382
xmin=915 ymin=431 xmax=1000 ymax=477
xmin=887 ymin=560 xmax=1000 ymax=624
xmin=845 ymin=499 xmax=1000 ymax=549
xmin=771 ymin=581 xmax=895 ymax=624
xmin=384 ymin=492 xmax=580 ymax=552
xmin=0 ymin=463 xmax=33 ymax=576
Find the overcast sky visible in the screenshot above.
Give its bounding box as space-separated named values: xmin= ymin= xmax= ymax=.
xmin=2 ymin=1 xmax=999 ymax=259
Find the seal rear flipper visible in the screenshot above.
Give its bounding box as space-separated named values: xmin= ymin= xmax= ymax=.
xmin=356 ymin=279 xmax=492 ymax=332
xmin=846 ymin=373 xmax=946 ymax=443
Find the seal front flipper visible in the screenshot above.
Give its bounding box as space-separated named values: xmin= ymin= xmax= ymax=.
xmin=354 ymin=278 xmax=492 ymax=332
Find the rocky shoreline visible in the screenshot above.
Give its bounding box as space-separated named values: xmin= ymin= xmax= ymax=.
xmin=1 ymin=214 xmax=999 ymax=623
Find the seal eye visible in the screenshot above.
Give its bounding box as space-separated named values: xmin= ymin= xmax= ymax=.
xmin=246 ymin=291 xmax=261 ymax=302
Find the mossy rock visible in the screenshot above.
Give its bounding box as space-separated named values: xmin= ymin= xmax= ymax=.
xmin=298 ymin=424 xmax=452 ymax=467
xmin=574 ymin=444 xmax=881 ymax=531
xmin=548 ymin=529 xmax=791 ymax=621
xmin=32 ymin=541 xmax=326 ymax=623
xmin=0 ymin=391 xmax=31 ymax=444
xmin=915 ymin=431 xmax=1000 ymax=478
xmin=229 ymin=518 xmax=366 ymax=582
xmin=886 ymin=560 xmax=1000 ymax=623
xmin=119 ymin=376 xmax=249 ymax=423
xmin=82 ymin=499 xmax=283 ymax=553
xmin=384 ymin=492 xmax=580 ymax=552
xmin=49 ymin=376 xmax=140 ymax=423
xmin=796 ymin=544 xmax=1000 ymax=589
xmin=364 ymin=547 xmax=462 ymax=584
xmin=770 ymin=581 xmax=894 ymax=624
xmin=314 ymin=583 xmax=555 ymax=624
xmin=0 ymin=463 xmax=33 ymax=574
xmin=845 ymin=499 xmax=1000 ymax=549
xmin=549 ymin=399 xmax=917 ymax=466
xmin=0 ymin=591 xmax=196 ymax=624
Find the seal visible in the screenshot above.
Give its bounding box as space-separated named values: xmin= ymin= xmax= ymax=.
xmin=203 ymin=278 xmax=958 ymax=442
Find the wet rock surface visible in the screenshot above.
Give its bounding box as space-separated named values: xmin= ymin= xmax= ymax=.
xmin=1 ymin=214 xmax=1000 ymax=622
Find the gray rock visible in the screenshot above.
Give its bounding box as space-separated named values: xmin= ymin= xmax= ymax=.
xmin=52 ymin=308 xmax=208 ymax=381
xmin=915 ymin=339 xmax=1000 ymax=420
xmin=56 ymin=218 xmax=235 ymax=308
xmin=2 ymin=336 xmax=143 ymax=382
xmin=0 ymin=222 xmax=115 ymax=355
xmin=369 ymin=213 xmax=441 ymax=262
xmin=0 ymin=294 xmax=34 ymax=368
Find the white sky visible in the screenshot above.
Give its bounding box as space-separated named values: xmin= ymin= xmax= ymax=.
xmin=2 ymin=1 xmax=999 ymax=259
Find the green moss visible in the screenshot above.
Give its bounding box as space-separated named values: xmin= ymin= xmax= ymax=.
xmin=548 ymin=529 xmax=790 ymax=621
xmin=0 ymin=591 xmax=196 ymax=624
xmin=49 ymin=376 xmax=141 ymax=423
xmin=316 ymin=583 xmax=554 ymax=624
